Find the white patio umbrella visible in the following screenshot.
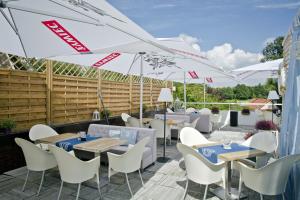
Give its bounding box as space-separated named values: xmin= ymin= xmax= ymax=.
xmin=232 ymin=59 xmax=282 ymax=85
xmin=0 ymin=0 xmax=168 ymax=58
xmin=52 ymin=38 xmax=232 ymax=123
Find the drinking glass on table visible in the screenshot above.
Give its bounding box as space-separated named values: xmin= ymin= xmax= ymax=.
xmin=223 ymin=139 xmax=232 ymax=149
xmin=79 ymin=131 xmax=86 ymax=141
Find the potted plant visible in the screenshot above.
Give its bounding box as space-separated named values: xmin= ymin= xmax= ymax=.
xmin=255 ymin=120 xmax=277 ymax=131
xmin=211 ymin=107 xmax=220 ymax=114
xmin=0 ymin=118 xmax=16 ymax=134
xmin=241 ymin=108 xmax=250 ymax=115
xmin=100 ymin=109 xmax=111 ymax=119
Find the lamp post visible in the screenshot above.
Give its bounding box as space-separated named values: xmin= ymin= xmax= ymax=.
xmin=157 ymin=88 xmax=173 ymax=163
xmin=267 ymin=90 xmax=279 ymax=124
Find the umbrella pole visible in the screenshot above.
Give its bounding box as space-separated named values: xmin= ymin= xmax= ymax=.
xmin=203 ymin=78 xmax=206 ymax=108
xmin=139 ymin=52 xmax=145 ymax=127
xmin=183 ymin=71 xmax=187 ymax=112
xmin=98 ymin=91 xmax=109 ymax=125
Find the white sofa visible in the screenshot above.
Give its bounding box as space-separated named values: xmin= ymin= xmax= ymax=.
xmin=75 ymin=124 xmax=157 ymax=170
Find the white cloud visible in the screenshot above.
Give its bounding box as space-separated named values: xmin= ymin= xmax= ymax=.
xmin=257 ymin=2 xmax=300 ymax=9
xmin=177 ymin=34 xmax=263 ymax=70
xmin=152 ymin=4 xmax=176 ymax=9
xmin=204 ymin=43 xmax=263 ymax=70
xmin=179 ymin=34 xmax=201 ymax=51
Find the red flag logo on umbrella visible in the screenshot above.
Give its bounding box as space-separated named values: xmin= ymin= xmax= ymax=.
xmin=206 ymin=77 xmax=213 ymax=83
xmin=188 ymin=71 xmax=199 ymax=79
xmin=42 ymin=20 xmax=90 ymax=53
xmin=92 ymin=53 xmax=121 ymax=68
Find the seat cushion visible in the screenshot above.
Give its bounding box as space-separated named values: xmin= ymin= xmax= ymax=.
xmin=109 ymin=129 xmax=121 ymax=138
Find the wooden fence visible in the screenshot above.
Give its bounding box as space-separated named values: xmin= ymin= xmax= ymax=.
xmin=0 ymin=62 xmax=171 ymax=131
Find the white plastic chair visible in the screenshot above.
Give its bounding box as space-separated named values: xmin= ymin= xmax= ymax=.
xmin=121 ymin=113 xmax=131 ymax=127
xmin=167 ymin=108 xmax=174 ymax=113
xmin=127 ymin=117 xmax=143 ymax=128
xmin=186 ymin=107 xmax=196 ymax=113
xmin=49 ymin=145 xmax=101 ymax=200
xmin=150 ymin=119 xmax=172 ymax=145
xmin=29 ymin=124 xmax=58 ymax=150
xmin=241 ymin=131 xmax=277 ymax=168
xmin=107 ymin=137 xmax=149 ymax=197
xmin=237 ymin=154 xmax=300 ymax=200
xmin=177 ymin=143 xmax=225 ymax=200
xmin=180 ymin=127 xmax=213 ymax=146
xmin=199 ymin=108 xmax=211 ymax=114
xmin=15 ymin=138 xmax=57 ymax=196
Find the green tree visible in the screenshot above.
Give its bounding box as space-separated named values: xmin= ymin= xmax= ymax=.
xmin=261 ymin=36 xmax=284 ymax=62
xmin=234 ymin=84 xmax=252 ymax=100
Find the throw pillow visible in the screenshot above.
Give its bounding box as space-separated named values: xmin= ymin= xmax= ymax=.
xmin=120 ymin=129 xmax=138 ymax=145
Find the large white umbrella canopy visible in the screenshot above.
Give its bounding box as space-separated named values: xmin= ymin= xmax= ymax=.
xmin=144 ymin=37 xmax=237 ymax=108
xmin=52 ymin=37 xmax=232 ymax=116
xmin=233 ymin=59 xmax=282 ymax=84
xmin=0 ymin=0 xmax=168 ymax=58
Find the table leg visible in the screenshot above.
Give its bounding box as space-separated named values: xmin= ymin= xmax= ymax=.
xmin=211 ymin=161 xmax=246 ymax=200
xmin=225 ymin=161 xmax=231 ymax=200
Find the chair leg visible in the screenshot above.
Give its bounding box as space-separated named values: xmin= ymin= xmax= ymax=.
xmin=238 ymin=174 xmax=242 ymax=200
xmin=182 ymin=178 xmax=189 ymax=200
xmin=22 ymin=170 xmax=29 ymax=191
xmin=96 ymin=173 xmax=102 ymax=199
xmin=76 ymin=183 xmax=81 ymax=200
xmin=138 ymin=169 xmax=144 ymax=187
xmin=282 ymin=194 xmax=285 ymax=200
xmin=108 ymin=166 xmax=111 ymax=183
xmin=125 ymin=173 xmax=133 ymax=197
xmin=260 ymin=194 xmax=263 ymax=200
xmin=203 ymin=185 xmax=208 ymax=200
xmin=57 ymin=180 xmax=63 ymax=200
xmin=36 ymin=170 xmax=45 ymax=196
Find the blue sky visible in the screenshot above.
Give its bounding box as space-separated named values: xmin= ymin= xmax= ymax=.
xmin=107 ymin=0 xmax=299 ymax=54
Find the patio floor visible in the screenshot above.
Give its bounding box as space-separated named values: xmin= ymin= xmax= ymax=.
xmin=0 ymin=129 xmax=276 ymax=200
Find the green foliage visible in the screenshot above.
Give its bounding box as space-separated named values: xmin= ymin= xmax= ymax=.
xmin=261 ymin=36 xmax=284 ymax=62
xmin=173 ymin=78 xmax=278 ymax=110
xmin=142 ymin=104 xmax=148 ymax=113
xmin=0 ymin=118 xmax=16 ymax=129
xmin=100 ymin=109 xmax=111 ymax=119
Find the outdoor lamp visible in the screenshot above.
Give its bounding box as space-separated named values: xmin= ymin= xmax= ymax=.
xmin=267 ymin=90 xmax=279 ymax=124
xmin=157 ymin=88 xmax=173 ymax=163
xmin=268 ymin=90 xmax=279 ymax=100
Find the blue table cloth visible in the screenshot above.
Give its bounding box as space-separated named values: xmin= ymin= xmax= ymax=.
xmin=56 ymin=135 xmax=101 ymax=151
xmin=198 ymin=143 xmax=254 ymax=163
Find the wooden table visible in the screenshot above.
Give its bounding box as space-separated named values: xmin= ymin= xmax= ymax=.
xmin=194 ymin=143 xmax=265 ymax=200
xmin=73 ymin=138 xmax=126 ymax=157
xmin=37 ymin=133 xmax=126 ymax=157
xmin=36 ymin=133 xmax=78 ymax=144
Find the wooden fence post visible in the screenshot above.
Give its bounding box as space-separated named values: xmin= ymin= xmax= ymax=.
xmin=97 ymin=69 xmax=102 ymax=112
xmin=129 ymin=75 xmax=133 ymax=114
xmin=150 ymin=78 xmax=153 ymax=110
xmin=46 ymin=60 xmax=53 ymax=125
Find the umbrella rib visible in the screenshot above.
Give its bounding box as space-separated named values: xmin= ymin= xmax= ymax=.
xmin=48 ymin=0 xmax=101 ymax=24
xmin=7 ymin=8 xmax=28 ymax=58
xmin=0 ymin=8 xmax=17 ymax=33
xmin=126 ymin=53 xmax=140 ymax=75
xmin=7 ymin=5 xmax=102 ymax=26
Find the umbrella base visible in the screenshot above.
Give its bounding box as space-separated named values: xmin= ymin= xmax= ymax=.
xmin=157 ymin=156 xmax=170 ymax=163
